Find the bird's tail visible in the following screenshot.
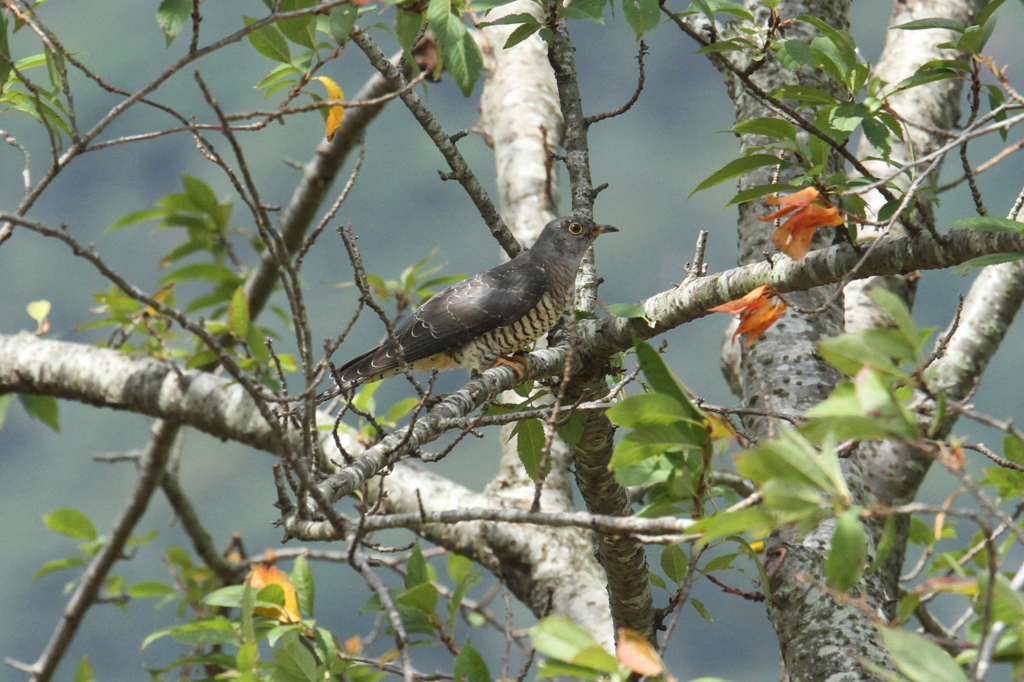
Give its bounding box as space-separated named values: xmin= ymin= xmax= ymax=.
xmin=315 ymin=346 xmax=395 ymax=405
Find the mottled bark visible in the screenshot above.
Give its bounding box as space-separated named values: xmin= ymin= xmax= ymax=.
xmin=847 ymin=0 xmax=987 ymax=610
xmin=566 ymin=374 xmax=656 ymax=644
xmin=725 ymin=2 xmax=890 ymax=679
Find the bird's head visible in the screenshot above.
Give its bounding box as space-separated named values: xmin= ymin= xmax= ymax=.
xmin=531 ymin=216 xmax=619 ymax=261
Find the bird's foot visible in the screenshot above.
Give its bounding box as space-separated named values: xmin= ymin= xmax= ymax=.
xmin=491 ymin=354 xmax=530 ymax=381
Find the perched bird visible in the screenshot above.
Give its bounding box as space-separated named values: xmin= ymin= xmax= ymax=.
xmin=318 ymin=215 xmax=618 ymax=402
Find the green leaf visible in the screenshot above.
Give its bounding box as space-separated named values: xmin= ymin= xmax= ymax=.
xmin=27 ymin=299 xmax=51 ymax=323
xmin=159 ymin=263 xmax=242 ymax=285
xmin=829 ymin=102 xmax=867 ymax=132
xmin=661 ymin=544 xmax=688 ymax=583
xmin=724 ymin=183 xmax=795 ymax=208
xmin=240 ymin=583 xmax=256 ymax=642
xmin=891 ymin=18 xmax=965 ymax=32
xmin=395 ymin=9 xmax=425 ymax=52
xmin=156 ymin=0 xmax=192 ymax=46
xmin=0 ymin=393 xmax=13 ymax=430
xmin=774 ymin=38 xmax=817 ymax=70
xmin=328 ymin=4 xmax=360 ymax=45
xmin=531 ymin=616 xmax=619 ymax=674
xmin=736 ymin=427 xmax=850 ymax=503
xmin=867 ymin=287 xmax=919 ymax=349
xmin=876 ymin=625 xmax=969 ymax=682
xmin=277 ymin=0 xmax=318 ymax=49
xmin=448 ymin=28 xmax=484 ymax=96
xmin=797 ymin=14 xmax=856 ymax=70
xmin=610 ymin=423 xmax=699 ymax=468
xmin=291 ymin=554 xmax=315 ymax=618
xmin=236 ymin=641 xmax=259 ymax=674
xmin=31 ymin=556 xmax=87 ymax=582
xmin=622 ymin=0 xmax=661 ymax=38
xmin=634 ymin=339 xmax=695 ymax=412
xmin=427 ymin=0 xmax=483 ymax=96
xmin=1005 ymin=434 xmax=1024 ymax=465
xmin=690 ymin=154 xmax=781 ymax=196
xmin=946 ymin=216 xmax=1024 ymax=234
xmin=976 ymin=573 xmax=1024 ymax=624
xmin=557 ymin=0 xmax=606 ymax=22
xmin=607 ymin=393 xmax=696 ymax=428
xmin=605 ymin=303 xmax=647 ymax=320
xmin=824 ymin=508 xmax=867 ymax=593
xmin=0 ymin=8 xmax=11 ymax=89
xmin=555 ymin=410 xmax=584 ymax=445
xmin=689 ymin=507 xmax=777 ymax=544
xmin=19 ymin=394 xmax=60 ymax=432
xmin=128 ymin=581 xmax=176 ymax=598
xmin=387 ymin=397 xmax=421 ymax=422
xmin=406 ymin=542 xmax=429 ymax=588
xmin=696 ymin=38 xmax=756 ymax=54
xmin=504 ymin=22 xmax=543 ymax=49
xmin=479 ymin=12 xmax=537 ymax=26
xmin=727 ymin=117 xmax=797 ymax=141
xmin=74 ymin=655 xmax=94 ymax=682
xmin=203 ymin=584 xmax=247 ymax=608
xmin=818 ymin=331 xmax=906 ymax=375
xmin=245 ymin=324 xmax=271 ymax=364
xmin=951 ymin=253 xmax=1024 ymax=274
xmin=726 ymin=535 xmax=772 ymax=607
xmin=701 ymin=553 xmax=736 ymax=573
xmin=244 ymin=16 xmax=292 ymax=63
xmin=447 ymin=559 xmax=482 ymax=628
xmin=977 ymin=0 xmax=1008 ymax=28
xmin=513 ymin=418 xmax=546 ymax=480
xmin=862 ymin=116 xmax=892 ymax=160
xmin=891 ymin=68 xmax=962 ymax=95
xmin=691 ymin=597 xmax=713 ymax=621
xmin=274 ymin=631 xmax=319 ymax=682
xmin=454 ymin=643 xmax=491 ymax=682
xmin=537 ymin=660 xmax=607 ymax=680
xmin=44 ymin=507 xmax=97 ymax=540
xmin=771 ymin=84 xmax=838 ymax=107
xmin=866 ymin=514 xmax=896 ymax=576
xmin=396 ymin=582 xmax=439 ymax=616
xmin=228 ymin=286 xmax=251 ymax=339
xmin=181 ymin=175 xmax=218 ymax=213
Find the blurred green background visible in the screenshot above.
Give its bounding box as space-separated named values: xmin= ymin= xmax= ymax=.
xmin=1 ymin=1 xmax=1023 ymax=680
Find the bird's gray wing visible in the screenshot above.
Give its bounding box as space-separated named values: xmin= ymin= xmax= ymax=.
xmin=397 ymin=258 xmax=549 ymax=361
xmin=335 ymin=259 xmax=548 ymax=386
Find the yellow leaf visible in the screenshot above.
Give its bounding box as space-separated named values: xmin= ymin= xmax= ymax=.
xmin=145 ymin=284 xmax=175 ymax=317
xmin=27 ymin=299 xmax=51 ymax=322
xmin=616 ymin=629 xmax=664 ymax=676
xmin=247 ymin=564 xmax=301 ymax=623
xmin=313 ymin=76 xmax=345 ymax=141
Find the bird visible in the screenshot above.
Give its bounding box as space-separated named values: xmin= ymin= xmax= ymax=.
xmin=317 ymin=215 xmax=618 ymax=403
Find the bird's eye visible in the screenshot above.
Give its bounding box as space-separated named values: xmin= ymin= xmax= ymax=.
xmin=567 ymin=222 xmax=583 ymax=235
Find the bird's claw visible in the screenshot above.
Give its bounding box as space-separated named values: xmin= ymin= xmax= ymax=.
xmin=491 ymin=354 xmax=530 ymax=381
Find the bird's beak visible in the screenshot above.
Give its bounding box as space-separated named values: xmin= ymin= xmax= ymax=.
xmin=593 ymin=225 xmax=619 ymax=235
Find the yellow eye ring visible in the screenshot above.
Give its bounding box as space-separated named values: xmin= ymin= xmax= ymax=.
xmin=568 ymin=222 xmax=583 ymax=235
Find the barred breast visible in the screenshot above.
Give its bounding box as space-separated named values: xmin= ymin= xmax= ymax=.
xmin=449 ymin=289 xmax=566 ymax=372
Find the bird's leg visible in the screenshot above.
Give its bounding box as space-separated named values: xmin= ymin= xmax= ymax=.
xmin=491 ymin=354 xmax=530 ymax=381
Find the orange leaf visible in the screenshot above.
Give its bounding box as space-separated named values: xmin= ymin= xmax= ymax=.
xmin=766 ymin=186 xmax=820 ymax=207
xmin=772 ymin=204 xmax=844 ymax=260
xmin=758 ymin=186 xmax=821 ymax=221
xmin=313 ymin=76 xmax=345 ymax=141
xmin=736 ymin=297 xmax=787 ymax=346
xmin=709 ymin=284 xmax=771 ymax=313
xmin=710 ymin=286 xmax=787 ymax=346
xmin=616 ymin=629 xmax=664 ymax=676
xmin=247 ymin=564 xmax=301 ymax=623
